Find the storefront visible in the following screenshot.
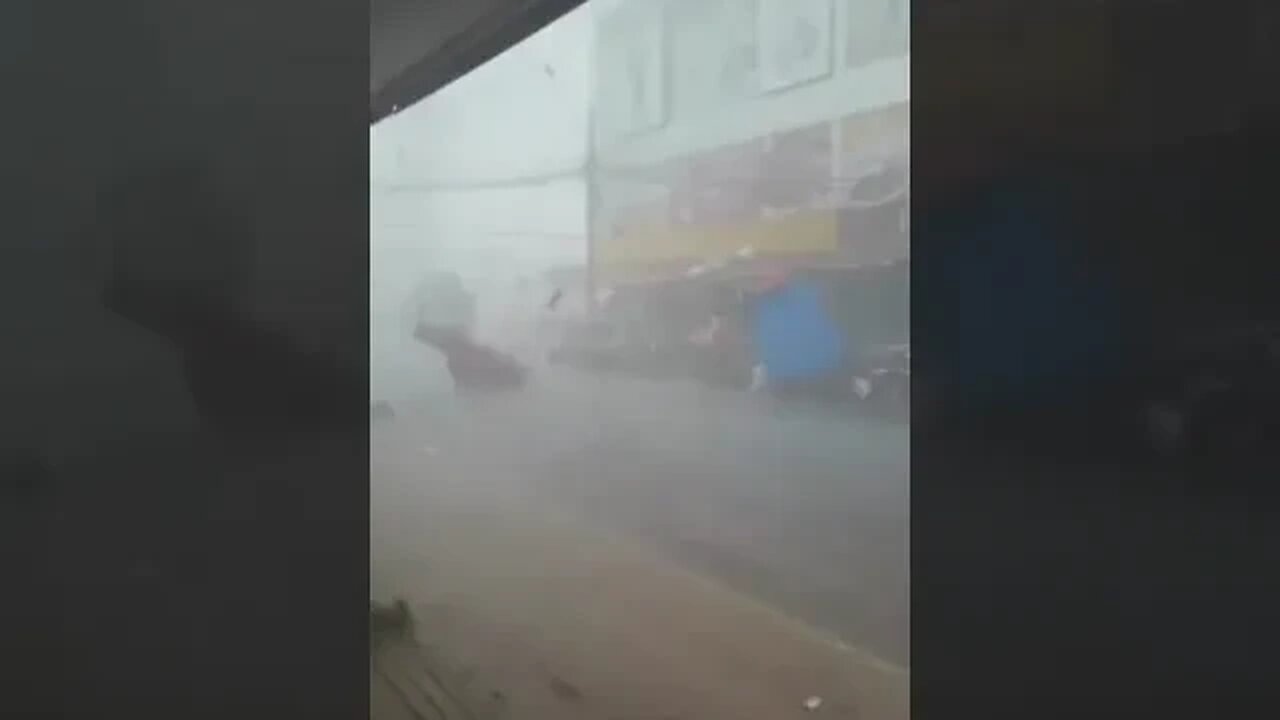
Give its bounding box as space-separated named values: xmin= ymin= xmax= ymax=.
xmin=595 ymin=105 xmax=905 ymax=280
xmin=584 ymin=0 xmax=907 ymax=388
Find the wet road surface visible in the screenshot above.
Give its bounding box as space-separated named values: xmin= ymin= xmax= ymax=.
xmin=373 ymin=368 xmax=909 ymax=667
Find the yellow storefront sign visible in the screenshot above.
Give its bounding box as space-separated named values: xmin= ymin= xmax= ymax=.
xmin=597 ymin=209 xmax=839 ymax=269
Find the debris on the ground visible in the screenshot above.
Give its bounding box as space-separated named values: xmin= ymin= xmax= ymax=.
xmin=548 ymin=675 xmax=584 ymax=703
xmin=803 ymin=695 xmax=823 ymax=711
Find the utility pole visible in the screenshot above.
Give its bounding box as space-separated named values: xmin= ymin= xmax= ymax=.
xmin=583 ymin=69 xmax=599 ymax=317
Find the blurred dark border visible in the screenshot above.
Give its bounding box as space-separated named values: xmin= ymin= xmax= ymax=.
xmin=912 ymin=0 xmax=1280 ymax=714
xmin=4 ymin=0 xmax=588 ymax=716
xmin=11 ymin=0 xmax=1280 ymax=715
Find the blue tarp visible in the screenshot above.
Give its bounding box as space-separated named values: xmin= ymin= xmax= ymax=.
xmin=749 ymin=279 xmax=847 ymax=382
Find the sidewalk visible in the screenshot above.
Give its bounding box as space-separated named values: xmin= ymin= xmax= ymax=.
xmin=372 ymin=452 xmax=909 ymax=720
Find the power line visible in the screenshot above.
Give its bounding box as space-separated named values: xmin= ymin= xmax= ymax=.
xmin=373 ymin=169 xmax=904 ymax=194
xmin=370 ymin=156 xmax=907 ymax=208
xmin=372 ymin=165 xmax=585 ymax=193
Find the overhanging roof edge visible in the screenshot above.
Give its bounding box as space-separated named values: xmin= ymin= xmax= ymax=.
xmin=371 ymin=0 xmax=586 ymax=125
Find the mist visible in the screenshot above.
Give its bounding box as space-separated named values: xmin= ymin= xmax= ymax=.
xmin=370 ymin=2 xmax=909 ymax=717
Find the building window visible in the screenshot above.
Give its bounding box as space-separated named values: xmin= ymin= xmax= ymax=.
xmin=757 ymin=0 xmax=835 ymax=92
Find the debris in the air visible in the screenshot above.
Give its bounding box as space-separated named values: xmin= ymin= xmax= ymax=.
xmin=736 ymin=245 xmax=756 ymax=258
xmin=803 ymin=695 xmax=823 ymax=711
xmin=421 ymin=446 xmax=439 ymax=457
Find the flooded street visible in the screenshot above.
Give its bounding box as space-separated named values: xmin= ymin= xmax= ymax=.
xmin=372 ymin=368 xmax=909 ymax=668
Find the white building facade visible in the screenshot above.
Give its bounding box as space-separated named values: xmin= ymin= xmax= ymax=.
xmin=589 ymin=0 xmax=908 ymax=284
